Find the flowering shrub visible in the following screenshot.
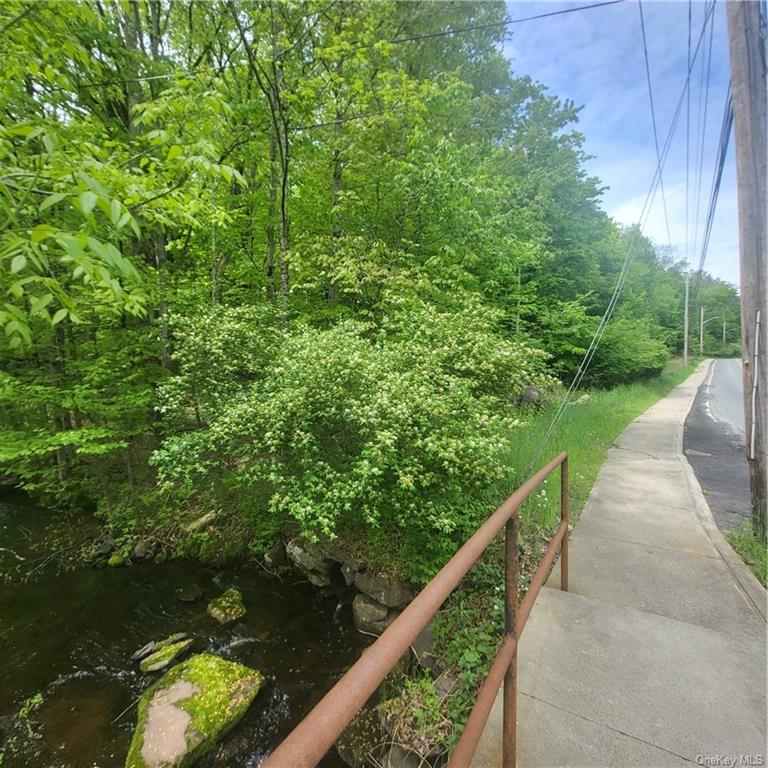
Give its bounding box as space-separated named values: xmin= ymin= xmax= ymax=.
xmin=152 ymin=305 xmax=552 ymax=581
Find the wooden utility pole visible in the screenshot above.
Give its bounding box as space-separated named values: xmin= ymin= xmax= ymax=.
xmin=727 ymin=0 xmax=767 ymax=542
xmin=700 ymin=305 xmax=705 ymax=355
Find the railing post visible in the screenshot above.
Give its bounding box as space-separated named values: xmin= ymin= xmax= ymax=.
xmin=503 ymin=514 xmax=519 ymax=768
xmin=560 ymin=456 xmax=569 ymax=592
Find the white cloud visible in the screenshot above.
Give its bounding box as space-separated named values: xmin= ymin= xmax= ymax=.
xmin=502 ymin=0 xmax=740 ymax=286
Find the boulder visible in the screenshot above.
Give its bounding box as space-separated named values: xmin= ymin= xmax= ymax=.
xmin=108 ymin=551 xmax=129 ymax=568
xmin=183 ymin=512 xmax=217 ymax=534
xmin=140 ymin=639 xmax=193 ymax=673
xmin=410 ymin=621 xmax=438 ymax=671
xmin=131 ymin=540 xmax=151 ymax=560
xmin=132 ymin=641 xmax=156 ymax=662
xmin=352 ymin=594 xmax=399 ymax=635
xmin=380 ymin=745 xmax=422 ymax=768
xmin=520 ymin=385 xmax=543 ymax=405
xmin=132 ymin=631 xmax=190 ymax=663
xmin=340 ymin=563 xmax=358 ymax=587
xmin=306 ymin=570 xmax=332 ymax=588
xmin=434 ymin=670 xmax=459 ymax=698
xmin=322 ymin=537 xmax=364 ymax=572
xmin=285 ymin=538 xmax=335 ymax=580
xmin=207 ymin=588 xmax=246 ymax=624
xmin=175 ymin=584 xmax=204 ymax=603
xmin=263 ymin=541 xmax=287 ymax=569
xmin=354 ymin=570 xmax=415 ymax=608
xmin=94 ymin=536 xmax=116 ymax=558
xmin=335 ymin=707 xmax=384 ymax=768
xmin=125 ymin=653 xmax=263 ymax=768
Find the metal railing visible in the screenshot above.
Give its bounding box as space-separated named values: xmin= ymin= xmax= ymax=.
xmin=263 ymin=452 xmax=569 ymax=768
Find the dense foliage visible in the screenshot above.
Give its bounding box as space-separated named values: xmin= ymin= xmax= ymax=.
xmin=0 ymin=0 xmax=740 ymax=579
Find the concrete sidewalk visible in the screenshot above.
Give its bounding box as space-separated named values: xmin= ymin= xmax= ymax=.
xmin=473 ymin=361 xmax=767 ymax=768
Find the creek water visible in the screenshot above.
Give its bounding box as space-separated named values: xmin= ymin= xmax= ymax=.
xmin=0 ymin=489 xmax=370 ymax=767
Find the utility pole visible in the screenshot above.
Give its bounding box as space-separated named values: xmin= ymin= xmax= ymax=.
xmin=723 ymin=316 xmax=726 ymax=345
xmin=727 ymin=0 xmax=767 ymax=542
xmin=683 ymin=272 xmax=690 ymax=367
xmin=700 ymin=305 xmax=705 ymax=355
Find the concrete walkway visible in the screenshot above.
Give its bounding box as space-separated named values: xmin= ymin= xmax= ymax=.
xmin=473 ymin=361 xmax=767 ymax=768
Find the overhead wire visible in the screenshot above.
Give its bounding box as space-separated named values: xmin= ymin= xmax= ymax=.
xmin=691 ymin=4 xmax=716 ymax=268
xmin=63 ymin=0 xmax=627 ymax=91
xmin=524 ymin=0 xmax=717 ymax=476
xmin=362 ymin=0 xmax=627 ymax=48
xmin=638 ymin=0 xmax=673 ymax=247
xmin=694 ymin=86 xmax=733 ymax=286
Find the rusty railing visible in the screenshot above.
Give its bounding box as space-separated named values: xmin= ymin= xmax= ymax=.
xmin=263 ymin=452 xmax=569 ymax=768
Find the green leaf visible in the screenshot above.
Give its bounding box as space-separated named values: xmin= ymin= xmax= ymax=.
xmin=110 ymin=199 xmax=121 ymax=225
xmin=10 ymin=254 xmax=27 ymax=273
xmin=167 ymin=145 xmax=183 ymax=161
xmin=40 ymin=192 xmax=67 ymax=212
xmin=55 ymin=234 xmax=84 ymax=258
xmin=79 ymin=191 xmax=97 ymax=215
xmin=147 ymin=129 xmax=169 ymax=145
xmin=51 ymin=308 xmax=67 ymax=325
xmin=30 ymin=224 xmax=56 ymax=243
xmin=31 ymin=293 xmax=53 ymax=313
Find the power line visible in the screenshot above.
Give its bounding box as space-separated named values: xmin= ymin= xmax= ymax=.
xmin=525 ymin=0 xmax=717 ymax=475
xmin=691 ymin=4 xmax=716 ymax=266
xmin=640 ymin=1 xmax=716 ymax=237
xmin=364 ymin=0 xmax=627 ymax=48
xmin=695 ymin=86 xmax=733 ymax=282
xmin=638 ymin=0 xmax=673 ymax=247
xmin=53 ymin=0 xmax=628 ymax=91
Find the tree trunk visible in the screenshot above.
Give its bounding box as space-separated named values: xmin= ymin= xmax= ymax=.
xmin=155 ymin=230 xmax=169 ymax=369
xmin=266 ymin=129 xmax=277 ymax=301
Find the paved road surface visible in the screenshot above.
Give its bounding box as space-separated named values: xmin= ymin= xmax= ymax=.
xmin=704 ymin=358 xmax=746 ymax=434
xmin=684 ymin=358 xmax=751 ymax=531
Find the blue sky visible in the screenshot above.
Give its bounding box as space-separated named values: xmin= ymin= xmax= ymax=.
xmin=503 ymin=0 xmax=739 ymax=286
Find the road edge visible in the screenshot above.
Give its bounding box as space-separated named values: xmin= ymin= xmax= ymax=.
xmin=677 ymin=359 xmax=767 ymax=621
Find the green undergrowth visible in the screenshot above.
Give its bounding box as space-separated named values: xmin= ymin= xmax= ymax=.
xmin=727 ymin=524 xmax=768 ymax=587
xmin=417 ymin=358 xmax=703 ymax=756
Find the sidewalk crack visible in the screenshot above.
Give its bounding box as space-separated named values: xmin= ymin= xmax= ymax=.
xmin=518 ymin=691 xmax=700 ymax=765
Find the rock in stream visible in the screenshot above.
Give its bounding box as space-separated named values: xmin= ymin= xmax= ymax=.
xmin=207 ymin=587 xmax=246 ymax=624
xmin=125 ymin=653 xmax=264 ymax=768
xmin=139 ymin=639 xmax=193 ymax=673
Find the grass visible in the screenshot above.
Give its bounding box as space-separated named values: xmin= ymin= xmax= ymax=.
xmin=394 ymin=357 xmax=706 ymax=756
xmin=727 ymin=524 xmax=768 ymax=586
xmin=504 ymin=357 xmax=702 ymax=531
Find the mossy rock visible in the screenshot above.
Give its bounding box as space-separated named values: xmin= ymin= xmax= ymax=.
xmin=133 ymin=633 xmax=188 ymax=663
xmin=336 ymin=707 xmax=384 ymax=768
xmin=125 ymin=653 xmax=264 ymax=768
xmin=206 ymin=587 xmax=246 ymax=624
xmin=139 ymin=639 xmax=193 ymax=673
xmin=108 ymin=551 xmax=129 ymax=567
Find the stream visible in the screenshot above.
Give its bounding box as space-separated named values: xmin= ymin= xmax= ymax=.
xmin=0 ymin=489 xmax=370 ymax=767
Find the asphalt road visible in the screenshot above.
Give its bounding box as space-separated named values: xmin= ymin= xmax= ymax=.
xmin=684 ymin=358 xmax=751 ymax=531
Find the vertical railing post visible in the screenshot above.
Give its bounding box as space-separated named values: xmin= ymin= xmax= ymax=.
xmin=503 ymin=513 xmax=519 ymax=768
xmin=560 ymin=456 xmax=569 ymax=592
